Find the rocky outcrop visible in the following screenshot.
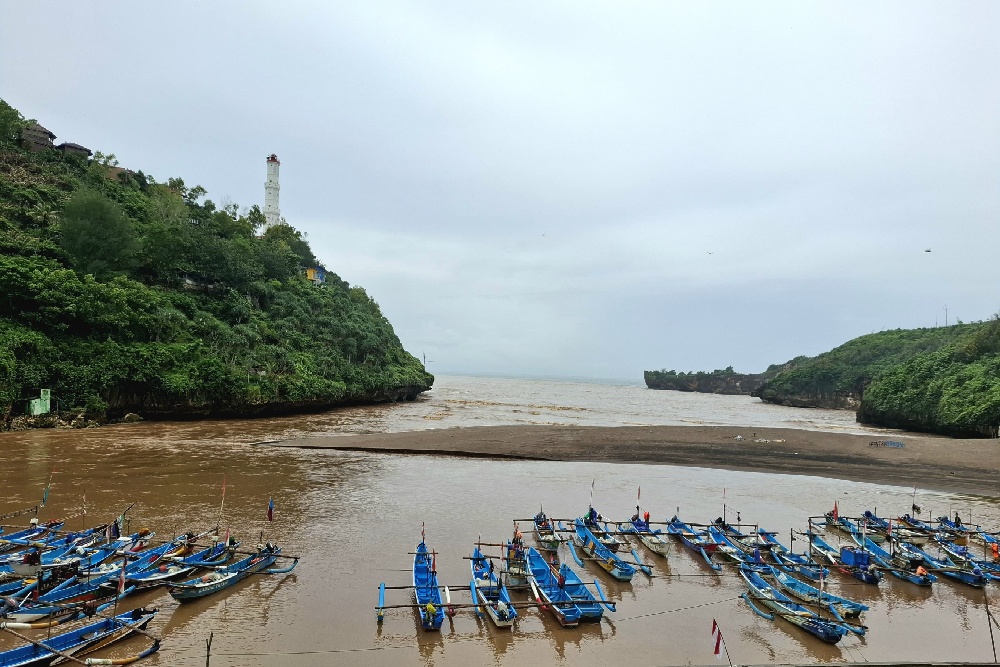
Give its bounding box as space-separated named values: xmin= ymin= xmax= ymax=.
xmin=644 ymin=370 xmax=769 ymax=395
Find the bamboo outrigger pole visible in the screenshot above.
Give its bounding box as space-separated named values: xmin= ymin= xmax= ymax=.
xmin=0 ymin=622 xmax=160 ymax=665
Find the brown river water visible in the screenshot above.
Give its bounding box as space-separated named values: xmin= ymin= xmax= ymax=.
xmin=0 ymin=375 xmax=997 ymax=665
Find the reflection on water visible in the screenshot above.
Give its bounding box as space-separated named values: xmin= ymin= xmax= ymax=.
xmin=0 ymin=375 xmax=996 ymax=665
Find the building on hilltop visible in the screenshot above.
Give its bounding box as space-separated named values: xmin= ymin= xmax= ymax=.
xmin=55 ymin=142 xmax=93 ymax=159
xmin=263 ymin=153 xmax=280 ymax=229
xmin=305 ymin=265 xmax=327 ymax=285
xmin=21 ymin=123 xmax=56 ymax=151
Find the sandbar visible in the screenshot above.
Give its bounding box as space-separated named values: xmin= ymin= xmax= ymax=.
xmin=272 ymin=424 xmax=1000 ymax=497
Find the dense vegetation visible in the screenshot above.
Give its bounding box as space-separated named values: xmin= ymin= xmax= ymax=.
xmin=646 ymin=321 xmax=1000 ymax=437
xmin=751 ymin=325 xmax=982 ymax=410
xmin=857 ymin=319 xmax=1000 ymax=437
xmin=0 ymin=100 xmax=432 ymax=426
xmin=643 ymin=366 xmax=779 ymax=395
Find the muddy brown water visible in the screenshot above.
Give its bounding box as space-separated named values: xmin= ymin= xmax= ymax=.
xmin=0 ymin=378 xmax=997 ymax=665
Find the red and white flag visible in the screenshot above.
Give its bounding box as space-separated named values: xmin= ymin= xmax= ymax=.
xmin=711 ymin=618 xmax=725 ymax=660
xmin=832 ymin=500 xmax=839 ymax=521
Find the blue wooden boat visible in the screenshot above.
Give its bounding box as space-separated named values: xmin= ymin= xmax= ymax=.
xmin=850 ymin=533 xmax=936 ymax=586
xmin=470 ymin=546 xmax=516 ymax=628
xmin=740 ymin=566 xmax=849 ymax=644
xmin=619 ymin=519 xmax=669 ymax=559
xmin=410 ymin=540 xmax=444 ymax=630
xmin=756 ymin=529 xmax=828 ymax=580
xmin=167 ymin=543 xmax=296 ymax=602
xmin=0 ymin=608 xmax=158 ymax=667
xmin=524 ymin=547 xmax=582 ymax=627
xmin=533 ymin=510 xmax=561 ymax=552
xmin=666 ymin=516 xmax=721 ymax=570
xmin=807 ymin=532 xmax=881 ymax=585
xmin=573 ymin=519 xmax=635 ymax=581
xmin=895 ymin=541 xmax=988 ymax=588
xmin=766 ymin=566 xmax=868 ymax=621
xmin=582 ymin=508 xmax=624 ymax=553
xmin=127 ymin=540 xmax=235 ymax=589
xmin=557 ymin=561 xmax=612 ymax=621
xmin=0 ymin=521 xmax=66 ymax=553
xmin=707 ymin=526 xmax=769 ymax=572
xmin=933 ymin=538 xmax=999 ymax=582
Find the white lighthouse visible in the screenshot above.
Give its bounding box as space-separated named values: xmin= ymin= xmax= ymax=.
xmin=263 ymin=153 xmax=281 ymax=229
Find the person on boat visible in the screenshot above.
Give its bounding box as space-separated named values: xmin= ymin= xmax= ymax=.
xmin=22 ymin=548 xmax=41 ymax=566
xmin=488 ymin=559 xmax=495 ymax=578
xmin=991 ymin=542 xmax=999 ymax=562
xmin=631 ymin=506 xmax=640 ymax=522
xmin=643 ymin=511 xmax=650 ymax=524
xmin=424 ymin=602 xmax=436 ymax=623
xmin=916 ymin=565 xmax=928 ymax=577
xmin=954 ymin=513 xmax=963 ymax=527
xmin=557 ymin=572 xmax=566 ymax=590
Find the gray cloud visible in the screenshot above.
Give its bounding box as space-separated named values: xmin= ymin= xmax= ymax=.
xmin=3 ymin=1 xmax=998 ymax=378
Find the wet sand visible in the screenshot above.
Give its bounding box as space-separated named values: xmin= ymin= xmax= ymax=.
xmin=273 ymin=424 xmax=1000 ymax=497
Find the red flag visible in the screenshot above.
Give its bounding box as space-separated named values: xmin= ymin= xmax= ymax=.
xmin=637 ymin=486 xmax=641 ymax=502
xmin=267 ymin=497 xmax=275 ymax=522
xmin=887 ymin=519 xmax=892 ymax=536
xmin=832 ymin=500 xmax=839 ymax=521
xmin=222 ymin=476 xmax=226 ymax=499
xmin=711 ymin=619 xmax=724 ymax=659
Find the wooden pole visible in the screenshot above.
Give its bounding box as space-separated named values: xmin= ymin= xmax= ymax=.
xmin=206 ymin=631 xmax=213 ymax=667
xmin=985 ymin=591 xmax=997 ymax=664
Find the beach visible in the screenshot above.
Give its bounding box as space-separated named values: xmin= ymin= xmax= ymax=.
xmin=273 ymin=424 xmax=1000 ymax=497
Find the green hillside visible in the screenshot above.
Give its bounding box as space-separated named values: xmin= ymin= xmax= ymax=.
xmin=857 ymin=319 xmax=1000 ymax=437
xmin=752 ymin=325 xmax=982 ymax=410
xmin=0 ymin=100 xmax=432 ymax=427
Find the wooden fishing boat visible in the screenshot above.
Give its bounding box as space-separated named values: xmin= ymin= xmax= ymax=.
xmin=895 ymin=540 xmax=988 ymax=588
xmin=556 ymin=561 xmax=612 ymax=621
xmin=666 ymin=516 xmax=721 ymax=570
xmin=850 ymin=534 xmax=936 ymax=586
xmin=572 ymin=519 xmax=635 ymax=581
xmin=756 ymin=529 xmax=828 ymax=581
xmin=503 ymin=527 xmax=529 ymax=587
xmin=470 ymin=547 xmax=517 ymax=628
xmin=619 ymin=519 xmax=669 ymax=559
xmin=807 ymin=532 xmax=881 ymax=585
xmin=167 ymin=543 xmax=296 ymax=602
xmin=766 ymin=566 xmax=868 ymax=620
xmin=409 ymin=540 xmax=444 ymax=630
xmin=935 ymin=516 xmax=974 ymax=545
xmin=0 ymin=607 xmax=158 ymax=667
xmin=581 ymin=509 xmax=624 ymax=553
xmin=706 ymin=527 xmax=769 ymax=572
xmin=933 ymin=538 xmax=999 ymax=582
xmin=524 ymin=547 xmax=581 ymax=627
xmin=860 ymin=511 xmax=929 ymax=544
xmin=127 ymin=541 xmax=235 ymax=589
xmin=0 ymin=521 xmax=66 ymax=553
xmin=533 ymin=511 xmax=561 ymax=552
xmin=740 ymin=566 xmax=849 ymax=644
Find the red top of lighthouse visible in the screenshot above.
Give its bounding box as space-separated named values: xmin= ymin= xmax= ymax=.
xmin=266 ymin=153 xmax=280 ymax=164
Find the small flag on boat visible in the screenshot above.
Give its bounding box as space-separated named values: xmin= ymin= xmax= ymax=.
xmin=832 ymin=500 xmax=839 ymax=521
xmin=711 ymin=618 xmax=725 ymax=660
xmin=421 ymin=522 xmax=425 ymax=543
xmin=267 ymin=497 xmax=274 ymax=522
xmin=41 ymin=466 xmax=56 ymax=507
xmin=637 ymin=486 xmax=641 ymax=502
xmin=82 ymin=491 xmax=86 ymax=515
xmin=222 ymin=476 xmax=226 ymax=500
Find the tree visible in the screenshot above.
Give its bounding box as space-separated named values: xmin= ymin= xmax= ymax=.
xmin=60 ymin=190 xmax=140 ymax=280
xmin=262 ymin=222 xmax=316 ymax=267
xmin=0 ymin=99 xmax=30 ymax=146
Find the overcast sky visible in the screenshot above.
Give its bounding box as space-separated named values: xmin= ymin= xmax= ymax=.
xmin=3 ymin=2 xmax=998 ymax=380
